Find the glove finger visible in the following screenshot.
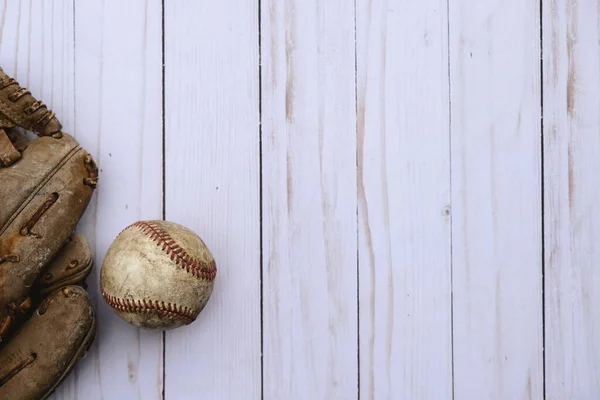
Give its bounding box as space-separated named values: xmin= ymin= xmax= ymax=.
xmin=34 ymin=233 xmax=93 ymax=298
xmin=0 ymin=133 xmax=97 ymax=344
xmin=0 ymin=285 xmax=95 ymax=400
xmin=0 ymin=232 xmax=93 ymax=341
xmin=0 ymin=67 xmax=63 ymax=137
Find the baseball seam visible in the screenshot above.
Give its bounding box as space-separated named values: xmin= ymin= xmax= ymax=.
xmin=101 ymin=292 xmax=197 ymax=325
xmin=129 ymin=221 xmax=217 ymax=281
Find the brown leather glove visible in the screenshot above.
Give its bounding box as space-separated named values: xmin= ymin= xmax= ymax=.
xmin=0 ymin=67 xmax=98 ymax=399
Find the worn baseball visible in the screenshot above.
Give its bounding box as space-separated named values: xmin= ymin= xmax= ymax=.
xmin=100 ymin=220 xmax=217 ymax=330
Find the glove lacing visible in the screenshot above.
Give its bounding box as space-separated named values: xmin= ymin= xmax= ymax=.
xmin=0 ymin=77 xmax=56 ymax=128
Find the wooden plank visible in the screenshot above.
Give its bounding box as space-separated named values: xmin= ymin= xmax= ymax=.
xmin=260 ymin=0 xmax=358 ymax=398
xmin=449 ymin=1 xmax=544 ymax=398
xmin=163 ymin=1 xmax=261 ymax=399
xmin=543 ymin=1 xmax=600 ymax=398
xmin=70 ymin=1 xmax=164 ymax=399
xmin=356 ymin=1 xmax=452 ymax=398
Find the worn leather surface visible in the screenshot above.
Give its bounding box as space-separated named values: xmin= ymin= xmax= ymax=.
xmin=34 ymin=233 xmax=93 ymax=297
xmin=0 ymin=129 xmax=21 ymax=166
xmin=0 ymin=286 xmax=95 ymax=400
xmin=0 ymin=66 xmax=97 ymax=399
xmin=0 ymin=133 xmax=80 ymax=229
xmin=0 ymin=133 xmax=96 ymax=340
xmin=0 ymin=67 xmax=62 ymax=136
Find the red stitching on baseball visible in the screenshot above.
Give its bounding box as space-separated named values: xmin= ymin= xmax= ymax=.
xmin=101 ymin=291 xmax=197 ymax=325
xmin=128 ymin=221 xmax=217 ymax=281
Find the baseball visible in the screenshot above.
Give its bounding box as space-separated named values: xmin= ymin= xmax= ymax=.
xmin=100 ymin=220 xmax=217 ymax=330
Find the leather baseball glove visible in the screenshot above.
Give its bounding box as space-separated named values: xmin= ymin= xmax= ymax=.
xmin=0 ymin=67 xmax=98 ymax=400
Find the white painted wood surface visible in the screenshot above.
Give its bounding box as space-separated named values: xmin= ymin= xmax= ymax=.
xmin=164 ymin=1 xmax=261 ymax=399
xmin=0 ymin=1 xmax=598 ymax=399
xmin=356 ymin=1 xmax=452 ymax=398
xmin=449 ymin=1 xmax=544 ymax=399
xmin=261 ymin=0 xmax=357 ymax=398
xmin=543 ymin=1 xmax=600 ymax=399
xmin=70 ymin=1 xmax=164 ymax=399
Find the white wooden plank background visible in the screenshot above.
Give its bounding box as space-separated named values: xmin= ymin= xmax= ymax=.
xmin=164 ymin=1 xmax=261 ymax=398
xmin=450 ymin=1 xmax=544 ymax=399
xmin=544 ymin=0 xmax=600 ymax=399
xmin=356 ymin=1 xmax=452 ymax=398
xmin=71 ymin=1 xmax=164 ymax=399
xmin=261 ymin=0 xmax=357 ymax=398
xmin=0 ymin=1 xmax=598 ymax=399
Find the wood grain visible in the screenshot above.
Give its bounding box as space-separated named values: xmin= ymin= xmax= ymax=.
xmin=544 ymin=0 xmax=600 ymax=398
xmin=70 ymin=1 xmax=164 ymax=399
xmin=163 ymin=1 xmax=261 ymax=399
xmin=356 ymin=1 xmax=452 ymax=398
xmin=2 ymin=1 xmax=600 ymax=398
xmin=449 ymin=0 xmax=544 ymax=398
xmin=261 ymin=0 xmax=358 ymax=398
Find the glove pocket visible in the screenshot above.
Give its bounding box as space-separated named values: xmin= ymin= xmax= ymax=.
xmin=0 ymin=285 xmax=95 ymax=400
xmin=0 ymin=145 xmax=97 ymax=339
